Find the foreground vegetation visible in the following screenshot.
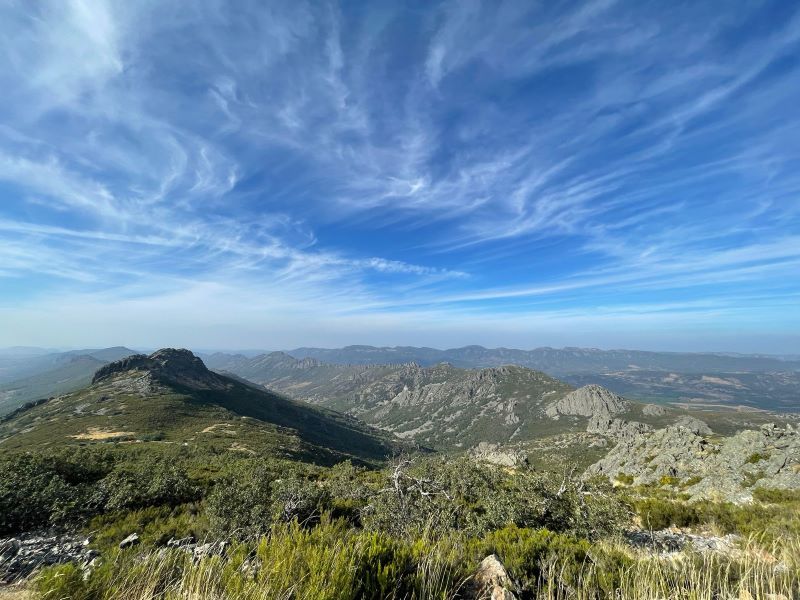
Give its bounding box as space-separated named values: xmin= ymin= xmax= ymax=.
xmin=1 ymin=443 xmax=798 ymax=599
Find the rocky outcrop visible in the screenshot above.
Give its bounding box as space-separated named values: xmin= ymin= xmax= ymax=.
xmin=642 ymin=404 xmax=668 ymax=417
xmin=0 ymin=533 xmax=99 ymax=583
xmin=546 ymin=385 xmax=629 ymax=419
xmin=673 ymin=415 xmax=712 ymax=435
xmin=92 ymin=349 xmax=229 ymax=391
xmin=587 ymin=415 xmax=651 ymax=441
xmin=470 ymin=442 xmax=527 ymax=467
xmin=588 ymin=423 xmax=800 ymax=502
xmin=625 ymin=530 xmax=740 ymax=554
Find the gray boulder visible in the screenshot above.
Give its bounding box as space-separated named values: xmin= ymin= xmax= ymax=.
xmin=119 ymin=533 xmax=140 ymax=549
xmin=470 ymin=442 xmax=527 ymax=467
xmin=674 ymin=415 xmax=712 ymax=435
xmin=642 ymin=404 xmax=668 ymax=417
xmin=468 ymin=554 xmax=517 ymax=600
xmin=546 ymin=385 xmax=629 ymax=419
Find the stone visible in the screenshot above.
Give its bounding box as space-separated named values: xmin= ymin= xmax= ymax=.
xmin=0 ymin=533 xmax=99 ymax=583
xmin=470 ymin=442 xmax=527 ymax=467
xmin=119 ymin=533 xmax=140 ymax=549
xmin=587 ymin=422 xmax=800 ymax=503
xmin=468 ymin=554 xmax=517 ymax=600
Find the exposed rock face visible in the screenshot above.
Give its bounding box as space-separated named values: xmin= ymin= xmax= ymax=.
xmin=0 ymin=533 xmax=99 ymax=583
xmin=470 ymin=442 xmax=527 ymax=467
xmin=673 ymin=415 xmax=712 ymax=435
xmin=216 ymin=356 xmax=575 ymax=449
xmin=546 ymin=384 xmax=629 ymax=419
xmin=92 ymin=349 xmax=229 ymax=391
xmin=588 ymin=423 xmax=800 ymax=502
xmin=642 ymin=404 xmax=668 ymax=417
xmin=587 ymin=415 xmax=651 ymax=441
xmin=625 ymin=530 xmax=740 ymax=554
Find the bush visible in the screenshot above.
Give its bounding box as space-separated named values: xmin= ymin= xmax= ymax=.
xmin=0 ymin=449 xmax=114 ymax=534
xmin=206 ymin=462 xmax=276 ymax=538
xmin=361 ymin=457 xmax=630 ymax=541
xmin=270 ymin=476 xmax=331 ymax=525
xmin=96 ymin=456 xmax=199 ymax=512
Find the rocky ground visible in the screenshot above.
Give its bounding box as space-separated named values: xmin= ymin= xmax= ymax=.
xmin=589 ymin=422 xmax=800 ymax=501
xmin=0 ymin=533 xmax=98 ymax=584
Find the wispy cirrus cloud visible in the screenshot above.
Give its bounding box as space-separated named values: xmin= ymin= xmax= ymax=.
xmin=0 ymin=0 xmax=798 ymax=351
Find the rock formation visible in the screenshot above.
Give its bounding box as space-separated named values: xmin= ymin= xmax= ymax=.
xmin=92 ymin=348 xmax=230 ymax=391
xmin=588 ymin=423 xmax=800 ymax=502
xmin=642 ymin=404 xmax=668 ymax=416
xmin=545 ymin=384 xmax=629 ymax=419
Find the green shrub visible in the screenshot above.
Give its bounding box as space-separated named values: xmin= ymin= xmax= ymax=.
xmin=96 ymin=456 xmax=199 ymax=511
xmin=0 ymin=449 xmax=113 ymax=534
xmin=746 ymin=452 xmax=770 ymax=464
xmin=206 ymin=462 xmax=276 ymax=538
xmin=753 ymin=487 xmax=800 ymax=504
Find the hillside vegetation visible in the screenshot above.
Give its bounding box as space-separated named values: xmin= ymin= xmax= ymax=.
xmin=1 ymin=350 xmax=799 ymax=599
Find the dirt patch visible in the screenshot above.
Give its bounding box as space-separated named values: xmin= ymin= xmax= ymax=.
xmin=70 ymin=427 xmax=134 ymax=440
xmin=200 ymin=423 xmax=236 ymax=435
xmin=0 ymin=584 xmax=32 ymax=599
xmin=229 ymin=442 xmax=255 ymax=455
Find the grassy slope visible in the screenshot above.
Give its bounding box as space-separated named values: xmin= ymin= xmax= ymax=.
xmin=0 ymin=371 xmax=397 ymax=466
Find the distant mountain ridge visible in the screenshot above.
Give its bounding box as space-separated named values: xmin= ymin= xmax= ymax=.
xmin=0 ymin=347 xmax=138 ymax=416
xmin=284 ymin=345 xmax=800 ymax=373
xmin=204 ymin=351 xmax=636 ymax=449
xmin=267 ymin=346 xmax=800 ymax=411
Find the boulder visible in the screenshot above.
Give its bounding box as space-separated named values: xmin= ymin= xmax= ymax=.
xmin=119 ymin=533 xmax=140 ymax=549
xmin=471 ymin=442 xmax=527 ymax=467
xmin=588 ymin=422 xmax=800 ymax=502
xmin=642 ymin=404 xmax=667 ymax=417
xmin=468 ymin=554 xmax=517 ymax=600
xmin=673 ymin=415 xmax=711 ymax=435
xmin=546 ymin=385 xmax=628 ymax=419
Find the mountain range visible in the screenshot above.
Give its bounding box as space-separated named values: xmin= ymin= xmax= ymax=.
xmin=0 ymin=348 xmax=397 ymax=465
xmin=2 ymin=343 xmax=798 ymax=420
xmin=1 ymin=348 xmax=796 ymax=501
xmin=206 ymin=346 xmax=800 ymax=413
xmin=283 ymin=345 xmax=800 ymax=373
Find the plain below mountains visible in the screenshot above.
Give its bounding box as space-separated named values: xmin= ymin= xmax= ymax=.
xmin=0 ymin=349 xmax=398 ymax=465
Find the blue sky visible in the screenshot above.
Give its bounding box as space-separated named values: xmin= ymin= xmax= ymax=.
xmin=0 ymin=0 xmax=799 ymax=352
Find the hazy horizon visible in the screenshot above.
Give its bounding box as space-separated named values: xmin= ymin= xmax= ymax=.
xmin=1 ymin=1 xmax=799 ymax=353
xmin=2 ymin=341 xmax=798 ymax=359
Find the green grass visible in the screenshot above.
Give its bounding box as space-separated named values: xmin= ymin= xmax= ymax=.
xmin=35 ymin=519 xmax=800 ymax=600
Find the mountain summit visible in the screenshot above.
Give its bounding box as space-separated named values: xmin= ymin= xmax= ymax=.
xmin=92 ymin=348 xmax=227 ymax=390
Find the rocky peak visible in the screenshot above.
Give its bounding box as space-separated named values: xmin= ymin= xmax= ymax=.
xmin=546 ymin=384 xmax=629 ymax=418
xmin=259 ymin=352 xmax=322 ymax=370
xmin=92 ymin=348 xmax=227 ymax=390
